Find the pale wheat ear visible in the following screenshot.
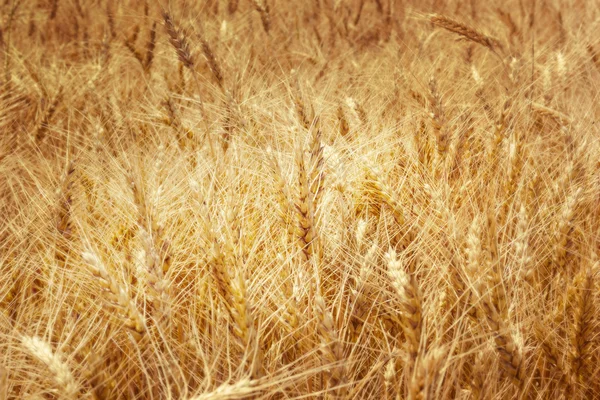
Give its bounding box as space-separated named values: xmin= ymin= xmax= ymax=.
xmin=385 ymin=249 xmax=422 ymax=363
xmin=21 ymin=335 xmax=80 ymax=398
xmin=81 ymin=249 xmax=147 ymax=337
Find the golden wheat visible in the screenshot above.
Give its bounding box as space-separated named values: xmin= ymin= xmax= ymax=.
xmin=1 ymin=1 xmax=599 ymax=398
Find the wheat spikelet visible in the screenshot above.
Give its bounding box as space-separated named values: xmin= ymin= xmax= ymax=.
xmin=124 ymin=25 xmax=145 ymax=67
xmin=408 ymin=346 xmax=446 ymax=400
xmin=205 ymin=211 xmax=262 ymax=378
xmin=315 ymin=287 xmax=347 ymax=395
xmin=82 ymin=250 xmax=146 ymax=336
xmin=294 ymin=146 xmax=321 ymax=262
xmin=199 ymin=36 xmax=224 ymax=88
xmin=55 ymin=160 xmax=76 ymax=242
xmin=144 ymin=22 xmax=157 ymax=72
xmin=162 ymin=11 xmax=194 ymax=69
xmin=308 ymin=126 xmax=325 ymax=218
xmin=478 ymin=289 xmax=525 ymax=388
xmin=386 ymin=249 xmax=422 ymax=362
xmin=188 ymin=379 xmax=255 ymax=400
xmin=349 ymin=240 xmax=377 ymax=342
xmin=228 ymin=0 xmax=240 ymax=14
xmin=569 ymin=264 xmax=596 ymax=383
xmin=515 ymin=205 xmax=534 ymax=284
xmin=547 ymin=187 xmax=582 ymax=280
xmin=383 ymin=357 xmax=397 ymax=400
xmin=427 ymin=77 xmax=449 ymax=158
xmin=532 ymin=102 xmax=572 ymax=126
xmin=429 ymin=13 xmax=504 ymax=53
xmin=21 ymin=336 xmax=79 ymax=397
xmin=35 ymin=88 xmax=63 ymax=143
xmin=337 ymin=105 xmax=350 ymax=137
xmin=485 ymin=210 xmax=508 ymax=320
xmin=533 ymin=321 xmax=572 ymax=391
xmin=364 ymin=168 xmax=405 ymax=226
xmin=267 ymin=150 xmax=295 ymax=240
xmin=468 ymin=351 xmax=487 ymax=398
xmin=251 ymin=0 xmax=271 ymax=33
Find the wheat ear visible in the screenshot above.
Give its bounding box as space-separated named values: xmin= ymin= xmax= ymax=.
xmin=429 ymin=14 xmax=504 ymax=54
xmin=82 ymin=250 xmax=146 ymax=336
xmin=569 ymin=265 xmax=596 ymax=383
xmin=386 ymin=249 xmax=422 ymax=362
xmin=162 ymin=11 xmax=194 ymax=69
xmin=21 ymin=336 xmax=80 ymax=397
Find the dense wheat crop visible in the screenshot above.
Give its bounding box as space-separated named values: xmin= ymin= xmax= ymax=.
xmin=1 ymin=0 xmax=599 ymax=398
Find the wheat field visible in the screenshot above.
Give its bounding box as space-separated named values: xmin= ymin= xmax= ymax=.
xmin=0 ymin=0 xmax=599 ymax=398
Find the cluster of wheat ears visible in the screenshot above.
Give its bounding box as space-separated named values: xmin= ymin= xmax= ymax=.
xmin=0 ymin=0 xmax=599 ymax=398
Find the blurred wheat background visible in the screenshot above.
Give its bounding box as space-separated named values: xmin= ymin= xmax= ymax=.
xmin=0 ymin=0 xmax=599 ymax=398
